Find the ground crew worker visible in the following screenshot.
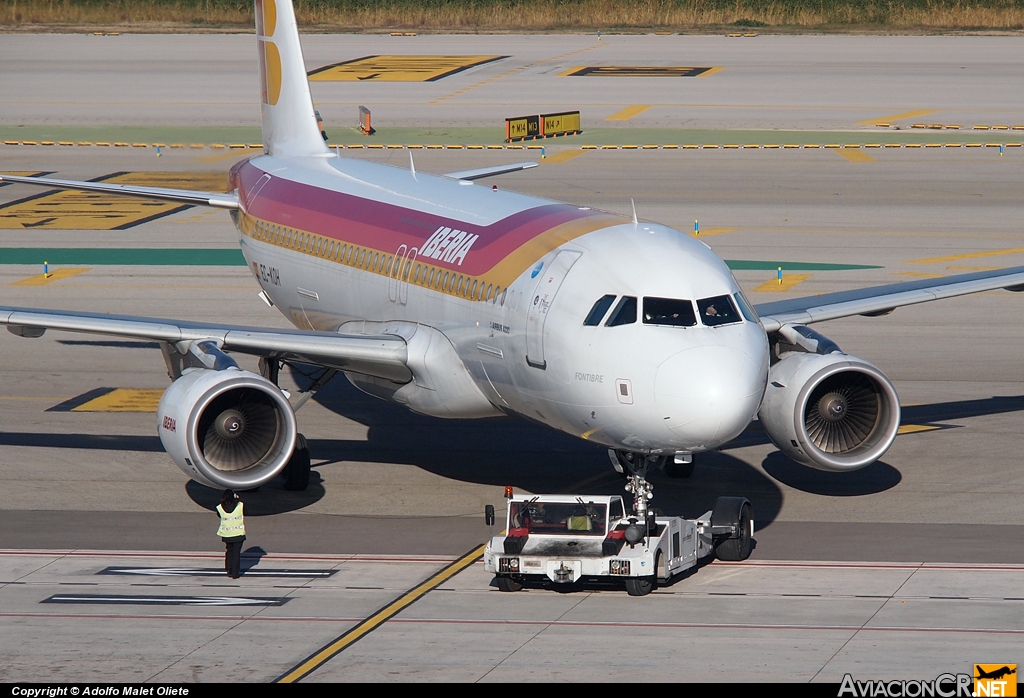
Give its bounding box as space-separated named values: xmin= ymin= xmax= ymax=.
xmin=216 ymin=489 xmax=246 ymax=579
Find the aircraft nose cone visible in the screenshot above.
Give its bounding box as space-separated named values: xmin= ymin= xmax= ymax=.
xmin=655 ymin=344 xmax=765 ymax=447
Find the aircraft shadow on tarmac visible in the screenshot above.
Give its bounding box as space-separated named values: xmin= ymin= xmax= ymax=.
xmin=11 ymin=362 xmax=1024 ymax=524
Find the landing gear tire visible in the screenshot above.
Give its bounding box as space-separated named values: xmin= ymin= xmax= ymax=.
xmin=712 ymin=497 xmax=753 ymax=562
xmin=283 ymin=433 xmax=311 ymax=491
xmin=495 ymin=575 xmax=523 ymax=592
xmin=664 ymin=460 xmax=694 ymax=478
xmin=625 ymin=574 xmax=655 ymax=597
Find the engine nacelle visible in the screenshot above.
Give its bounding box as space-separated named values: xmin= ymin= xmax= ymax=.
xmin=758 ymin=351 xmax=900 ymax=472
xmin=157 ymin=368 xmax=297 ymax=489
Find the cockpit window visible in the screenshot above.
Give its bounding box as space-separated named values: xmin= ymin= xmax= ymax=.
xmin=643 ymin=297 xmax=697 ymax=327
xmin=697 ymin=295 xmax=741 ymax=327
xmin=584 ymin=294 xmax=617 ymax=326
xmin=605 ymin=296 xmax=637 ymax=326
xmin=734 ymin=292 xmax=759 ymax=323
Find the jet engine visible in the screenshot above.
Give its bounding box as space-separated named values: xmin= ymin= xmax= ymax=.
xmin=758 ymin=326 xmax=900 ymax=472
xmin=157 ymin=366 xmax=297 ymax=489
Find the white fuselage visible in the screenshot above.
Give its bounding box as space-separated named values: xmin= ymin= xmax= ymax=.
xmin=231 ymin=152 xmax=770 ymax=456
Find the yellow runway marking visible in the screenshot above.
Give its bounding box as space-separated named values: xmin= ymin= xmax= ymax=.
xmin=0 ymin=172 xmax=227 ymax=230
xmin=606 ymin=105 xmax=652 ymax=121
xmin=71 ymin=389 xmax=163 ymax=413
xmin=196 ymin=150 xmax=252 ymax=164
xmin=909 ymin=247 xmax=1024 ymax=265
xmin=276 ymin=543 xmax=486 ymax=683
xmin=898 ymin=424 xmax=942 ymax=435
xmin=542 ymin=149 xmax=587 ymax=164
xmin=562 ymin=66 xmax=719 ymax=78
xmin=689 ymin=227 xmax=737 ymax=237
xmin=835 ymin=149 xmax=876 ymax=162
xmin=856 ymin=109 xmax=936 ymax=125
xmin=754 ymin=273 xmax=811 ymax=292
xmin=308 ymin=55 xmax=505 ymax=82
xmin=11 ymin=268 xmax=89 ymax=286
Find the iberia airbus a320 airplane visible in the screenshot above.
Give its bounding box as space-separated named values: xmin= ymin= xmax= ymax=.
xmin=3 ymin=0 xmax=1024 ymax=510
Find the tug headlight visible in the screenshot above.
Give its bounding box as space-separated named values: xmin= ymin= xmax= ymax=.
xmin=499 ymin=557 xmax=520 ymax=573
xmin=609 ymin=559 xmax=630 ymax=575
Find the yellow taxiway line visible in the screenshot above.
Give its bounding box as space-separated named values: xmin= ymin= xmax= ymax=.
xmin=11 ymin=268 xmax=89 ymax=286
xmin=605 ymin=105 xmax=652 ymax=121
xmin=276 ymin=543 xmax=486 ymax=683
xmin=908 ymin=247 xmax=1024 ymax=265
xmin=754 ymin=273 xmax=812 ymax=292
xmin=856 ymin=109 xmax=937 ymax=126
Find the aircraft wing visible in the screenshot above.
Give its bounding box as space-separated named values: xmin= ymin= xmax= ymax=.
xmin=755 ymin=265 xmax=1024 ymax=333
xmin=0 ymin=174 xmax=239 ymax=209
xmin=443 ymin=162 xmax=538 ymax=181
xmin=0 ymin=306 xmax=411 ymax=383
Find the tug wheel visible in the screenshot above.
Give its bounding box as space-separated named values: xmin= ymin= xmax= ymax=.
xmin=495 ymin=575 xmax=523 ymax=592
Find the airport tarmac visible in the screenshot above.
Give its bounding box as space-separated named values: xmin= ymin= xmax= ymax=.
xmin=1 ymin=33 xmax=1023 ymax=682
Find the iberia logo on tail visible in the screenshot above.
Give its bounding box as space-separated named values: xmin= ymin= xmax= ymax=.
xmin=256 ymin=0 xmax=281 ymax=105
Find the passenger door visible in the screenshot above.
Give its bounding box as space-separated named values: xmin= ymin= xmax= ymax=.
xmin=525 ymin=250 xmax=581 ymax=369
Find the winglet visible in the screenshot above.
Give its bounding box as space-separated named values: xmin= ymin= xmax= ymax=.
xmin=256 ymin=0 xmax=329 ymax=158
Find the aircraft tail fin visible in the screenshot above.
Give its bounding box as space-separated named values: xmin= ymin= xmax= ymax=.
xmin=255 ymin=0 xmax=329 ymax=158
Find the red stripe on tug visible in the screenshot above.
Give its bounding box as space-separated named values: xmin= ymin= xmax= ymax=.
xmin=230 ymin=159 xmax=604 ymax=277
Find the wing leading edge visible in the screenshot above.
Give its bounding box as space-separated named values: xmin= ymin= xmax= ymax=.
xmin=755 ymin=265 xmax=1024 ymax=333
xmin=0 ymin=306 xmax=411 ymax=383
xmin=0 ymin=174 xmax=239 ymax=209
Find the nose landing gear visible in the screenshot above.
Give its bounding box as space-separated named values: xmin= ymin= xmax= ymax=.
xmin=608 ymin=450 xmax=660 ymax=518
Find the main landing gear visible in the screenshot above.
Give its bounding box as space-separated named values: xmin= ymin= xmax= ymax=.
xmin=260 ymin=357 xmax=335 ymax=492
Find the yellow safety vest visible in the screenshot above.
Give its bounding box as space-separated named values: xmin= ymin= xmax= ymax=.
xmin=216 ymin=502 xmax=245 ymax=538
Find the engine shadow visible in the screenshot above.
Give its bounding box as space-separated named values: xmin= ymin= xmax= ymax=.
xmin=184 ymin=470 xmax=326 ymax=515
xmin=761 ymin=451 xmax=902 ymax=496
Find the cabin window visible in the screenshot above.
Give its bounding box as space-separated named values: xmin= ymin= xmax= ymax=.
xmin=403 ymin=260 xmax=412 ymax=281
xmin=606 ymin=296 xmax=638 ymax=327
xmin=442 ymin=272 xmax=450 ymax=291
xmin=457 ymin=276 xmax=465 ymax=295
xmin=359 ymin=249 xmax=367 ymax=267
xmin=373 ymin=253 xmax=380 ymax=271
xmin=471 ymin=280 xmax=479 ymax=298
xmin=428 ymin=268 xmax=435 ymax=287
xmin=500 ymin=288 xmax=507 ymax=306
xmin=486 ymin=284 xmax=494 ymax=301
xmin=643 ymin=297 xmax=697 ymax=327
xmin=328 ymin=241 xmax=335 ymax=258
xmin=414 ymin=264 xmax=422 ymax=283
xmin=696 ymin=295 xmax=741 ymax=327
xmin=584 ymin=295 xmax=617 ymax=326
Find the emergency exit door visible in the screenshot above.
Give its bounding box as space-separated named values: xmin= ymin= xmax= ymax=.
xmin=526 ymin=250 xmax=581 ymax=369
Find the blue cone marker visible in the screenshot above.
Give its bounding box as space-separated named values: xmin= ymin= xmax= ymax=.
xmin=44 ymin=261 xmax=49 ymax=278
xmin=156 ymin=145 xmax=161 ymax=157
xmin=777 ymin=266 xmax=783 ymax=285
xmin=694 ymin=219 xmax=699 ymax=236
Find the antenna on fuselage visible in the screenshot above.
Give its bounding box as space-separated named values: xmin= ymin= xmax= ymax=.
xmin=630 ymin=198 xmax=638 ymax=226
xmin=409 ymin=150 xmax=417 ymax=180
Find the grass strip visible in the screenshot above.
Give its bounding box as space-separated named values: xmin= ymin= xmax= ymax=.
xmin=5 ymin=0 xmax=1024 ymax=31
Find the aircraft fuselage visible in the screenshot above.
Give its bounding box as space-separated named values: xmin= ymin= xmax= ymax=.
xmin=230 ymin=153 xmax=770 ymax=456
